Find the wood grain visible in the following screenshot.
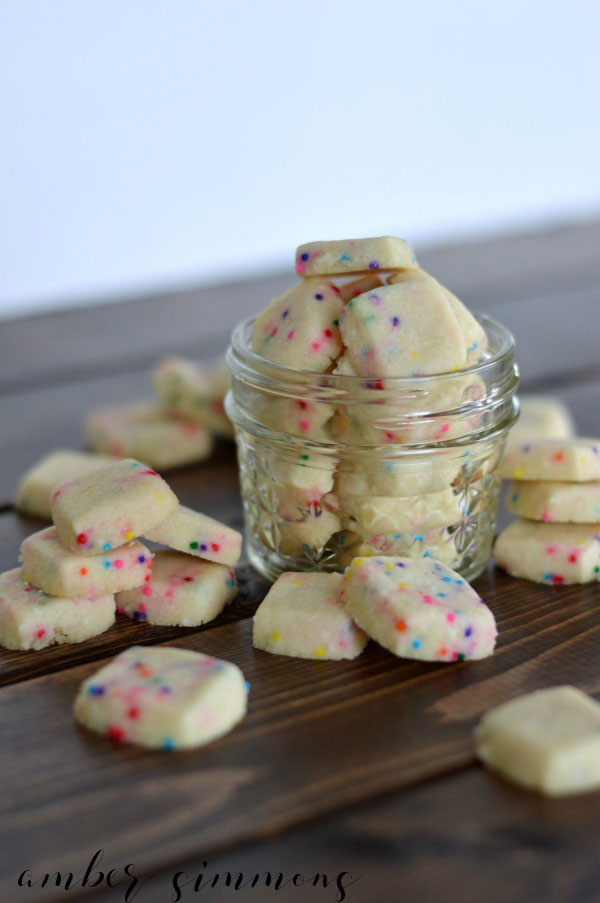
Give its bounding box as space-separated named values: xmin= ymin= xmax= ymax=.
xmin=1 ymin=218 xmax=599 ymax=392
xmin=84 ymin=766 xmax=600 ymax=903
xmin=2 ymin=565 xmax=600 ymax=901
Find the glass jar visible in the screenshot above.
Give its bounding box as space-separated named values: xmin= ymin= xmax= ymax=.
xmin=226 ymin=315 xmax=518 ymax=582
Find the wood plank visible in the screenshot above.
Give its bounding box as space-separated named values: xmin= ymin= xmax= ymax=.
xmin=1 ymin=219 xmax=599 ymax=391
xmin=2 ymin=565 xmax=600 ymax=900
xmin=2 ymin=286 xmax=600 ymax=507
xmin=84 ymin=766 xmax=600 ymax=903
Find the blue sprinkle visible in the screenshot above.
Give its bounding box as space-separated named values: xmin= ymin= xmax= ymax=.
xmin=465 ymin=626 xmax=473 ymax=637
xmin=162 ymin=738 xmax=176 ymax=751
xmin=314 ymin=293 xmax=323 ymax=300
xmin=423 ymin=551 xmax=432 ymax=558
xmin=340 ymin=253 xmax=351 ymax=262
xmin=103 ymin=560 xmax=111 ymax=569
xmin=543 ymin=572 xmax=553 ymax=581
xmin=414 ymin=534 xmax=424 ymax=542
xmin=395 ymin=562 xmax=405 ymax=568
xmin=200 ymin=543 xmax=207 ymax=551
xmin=133 ymin=610 xmax=147 ymax=622
xmin=103 ymin=543 xmax=111 ymax=552
xmin=244 ymin=681 xmax=251 ymax=693
xmin=441 ymin=576 xmax=453 ymax=582
xmin=438 ymin=592 xmax=447 ymax=598
xmin=300 ymin=253 xmax=309 ymax=261
xmin=391 ymin=316 xmax=400 ymax=326
xmin=137 ymin=555 xmax=146 ymax=563
xmin=411 ymin=639 xmax=421 ymax=649
xmin=88 ymin=685 xmax=105 ymax=696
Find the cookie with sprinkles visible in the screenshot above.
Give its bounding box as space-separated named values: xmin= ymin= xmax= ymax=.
xmin=388 ymin=268 xmax=488 ymax=365
xmin=144 ymin=505 xmax=242 ymax=567
xmin=500 ymin=438 xmax=600 ymax=481
xmin=295 ymin=236 xmax=418 ymax=277
xmin=506 ymin=480 xmax=600 ymax=523
xmin=493 ymin=519 xmax=600 ymax=584
xmin=0 ymin=567 xmax=115 ymax=651
xmin=253 ymin=572 xmax=367 ymax=660
xmin=116 ymin=550 xmax=237 ymax=627
xmin=339 ymin=280 xmax=467 ymax=378
xmin=20 ymin=527 xmax=152 ymax=598
xmin=74 ymin=645 xmax=248 ymax=750
xmin=340 ymin=556 xmax=496 ymax=662
xmin=251 ymin=279 xmax=343 ymax=371
xmin=51 ymin=458 xmax=178 ymax=555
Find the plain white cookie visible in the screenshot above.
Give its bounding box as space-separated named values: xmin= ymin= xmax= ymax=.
xmin=474 ymin=686 xmax=600 ymax=796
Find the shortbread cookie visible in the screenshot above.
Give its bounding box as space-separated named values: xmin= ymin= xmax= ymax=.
xmin=501 ymin=439 xmax=600 ymax=481
xmin=507 ymin=395 xmax=574 ymax=445
xmin=21 ymin=527 xmax=152 ymax=597
xmin=388 ymin=269 xmax=488 ymax=365
xmin=296 ymin=236 xmax=417 ymax=277
xmin=474 ymin=686 xmax=600 ymax=796
xmin=15 ymin=450 xmax=113 ymax=521
xmin=339 ymin=528 xmax=460 ymax=568
xmin=116 ymin=551 xmax=237 ymax=627
xmin=493 ymin=519 xmax=600 ymax=584
xmin=507 ymin=480 xmax=600 ymax=523
xmin=251 ymin=279 xmax=343 ymax=371
xmin=340 ymin=556 xmax=496 ymax=662
xmin=274 ymin=509 xmax=341 ymax=557
xmin=338 ymin=487 xmax=461 ymax=535
xmin=153 ymin=357 xmax=233 ymax=438
xmin=51 ymin=458 xmax=178 ymax=555
xmin=74 ymin=645 xmax=247 ymax=750
xmin=86 ymin=401 xmax=214 ymax=470
xmin=0 ymin=567 xmax=115 ymax=651
xmin=337 ymin=273 xmax=383 ymax=302
xmin=253 ymin=572 xmax=367 ymax=660
xmin=339 ymin=281 xmax=467 ymax=378
xmin=144 ymin=505 xmax=242 ymax=567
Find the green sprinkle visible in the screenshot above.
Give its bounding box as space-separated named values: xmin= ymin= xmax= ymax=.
xmin=189 ymin=541 xmax=199 ymax=550
xmin=332 ymin=319 xmax=339 ymax=327
xmin=457 ymin=653 xmax=466 ymax=662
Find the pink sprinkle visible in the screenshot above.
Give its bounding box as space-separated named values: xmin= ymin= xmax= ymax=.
xmin=113 ymin=559 xmax=124 ymax=569
xmin=142 ymin=586 xmax=152 ymax=596
xmin=299 ymin=420 xmax=309 ymax=431
xmin=422 ymin=595 xmax=434 ymax=605
xmin=287 ymin=329 xmax=295 ymax=339
xmin=446 ymin=613 xmax=456 ymax=623
xmin=541 ymin=510 xmax=553 ymax=522
xmin=440 ymin=423 xmax=450 ymax=433
xmin=311 ymin=341 xmax=321 ymax=351
xmin=270 ymin=327 xmax=278 ymax=337
xmin=139 ymin=603 xmax=147 ymax=612
xmin=546 ymin=545 xmax=557 ymax=555
xmin=296 ymin=262 xmax=306 ymax=274
xmin=35 ymin=628 xmax=46 ymax=638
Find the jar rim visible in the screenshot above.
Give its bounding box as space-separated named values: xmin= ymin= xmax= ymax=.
xmin=228 ymin=313 xmax=515 ymax=388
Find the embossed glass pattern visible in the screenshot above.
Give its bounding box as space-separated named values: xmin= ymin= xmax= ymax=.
xmin=226 ymin=316 xmax=518 ymax=582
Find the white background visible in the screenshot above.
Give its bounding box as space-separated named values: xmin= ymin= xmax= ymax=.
xmin=1 ymin=0 xmax=599 ymax=319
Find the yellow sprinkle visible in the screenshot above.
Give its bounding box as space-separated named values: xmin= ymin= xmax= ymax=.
xmin=411 ymin=351 xmax=420 ymax=360
xmin=513 ymin=467 xmax=523 ymax=479
xmin=124 ymin=531 xmax=134 ymax=541
xmin=155 ymin=492 xmax=164 ymax=501
xmin=452 ymin=365 xmax=460 ymax=371
xmin=293 ymin=579 xmax=302 ymax=586
xmin=314 ymin=646 xmax=326 ymax=658
xmin=271 ymin=631 xmax=281 ymax=642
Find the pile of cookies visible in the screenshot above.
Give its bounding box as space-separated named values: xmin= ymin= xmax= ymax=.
xmin=247 ymin=236 xmax=493 ymax=567
xmin=86 ymin=356 xmax=232 ymax=470
xmin=494 ymin=438 xmax=600 ymax=583
xmin=1 ymin=457 xmax=242 ymax=650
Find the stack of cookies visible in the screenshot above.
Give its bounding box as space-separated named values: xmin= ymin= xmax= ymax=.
xmin=1 ymin=458 xmax=242 ymax=650
xmin=493 ymin=438 xmax=600 ymax=584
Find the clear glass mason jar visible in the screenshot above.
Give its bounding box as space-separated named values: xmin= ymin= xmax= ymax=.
xmin=226 ymin=315 xmax=519 ymax=582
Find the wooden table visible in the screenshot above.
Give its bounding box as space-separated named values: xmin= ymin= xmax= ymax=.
xmin=2 ymin=220 xmax=600 ymax=903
